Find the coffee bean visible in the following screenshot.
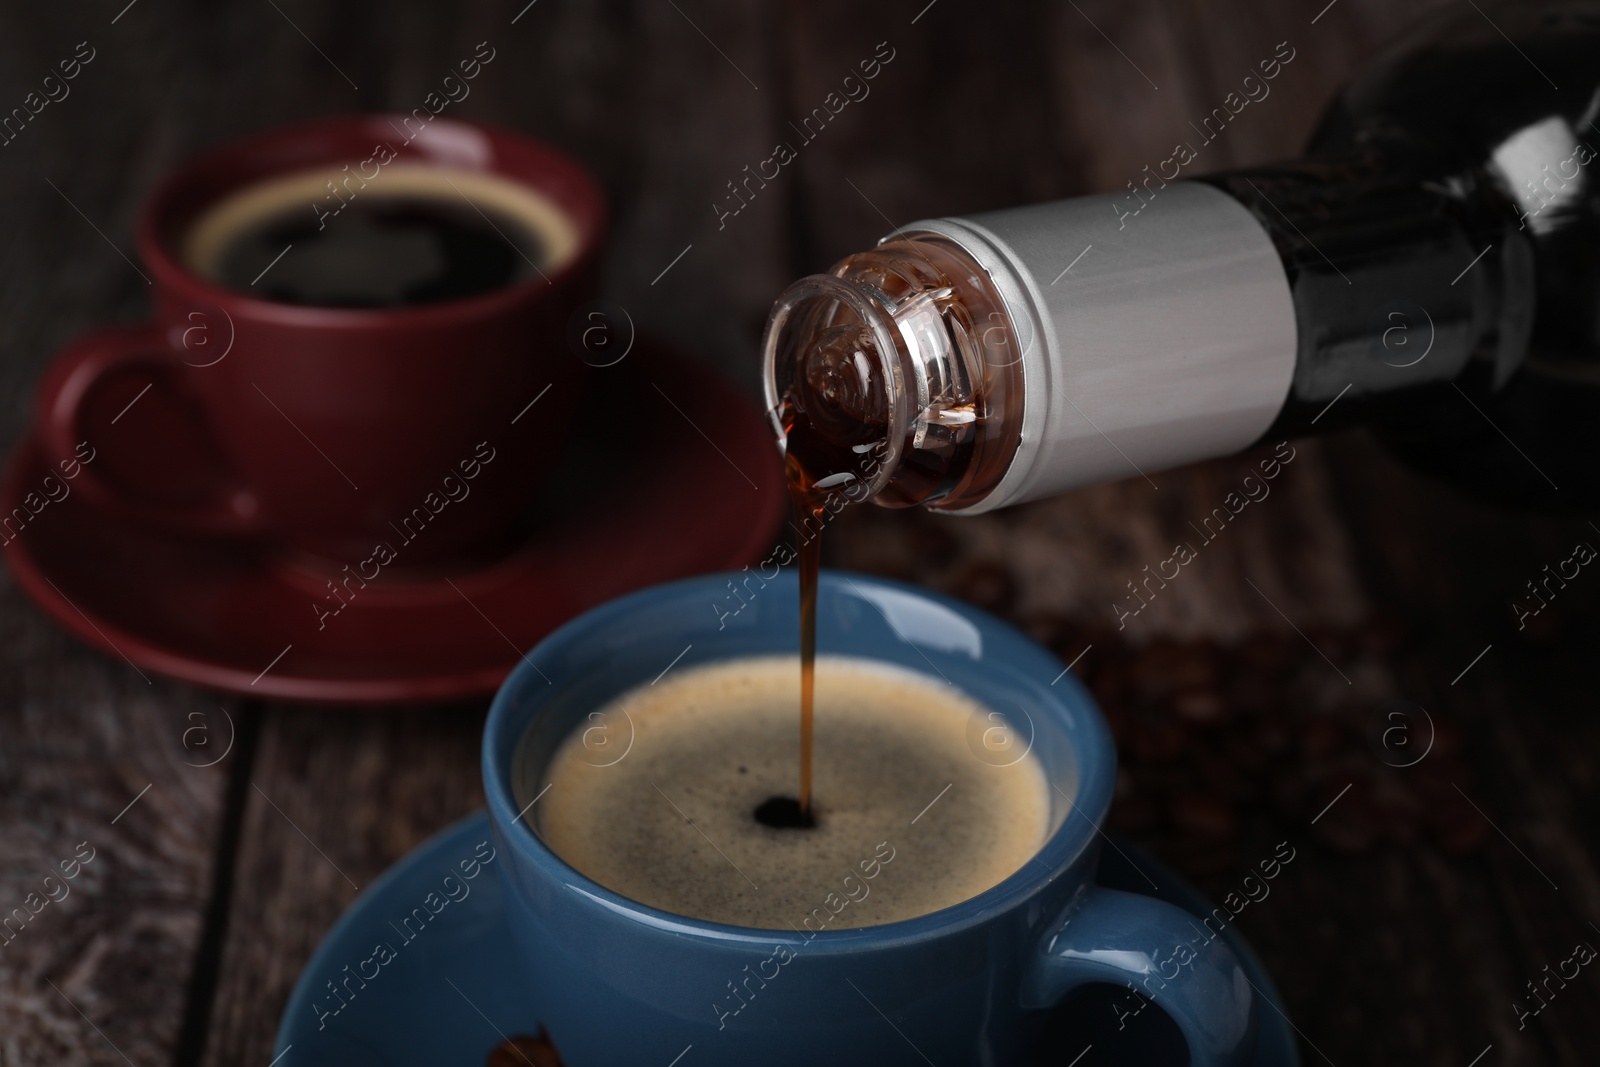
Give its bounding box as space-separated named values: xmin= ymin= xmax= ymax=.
xmin=1436 ymin=809 xmax=1490 ymax=853
xmin=832 ymin=510 xmax=917 ymax=580
xmin=1415 ymin=774 xmax=1489 ymax=853
xmin=1267 ymin=774 xmax=1304 ymax=814
xmin=1430 ymin=717 xmax=1464 ymax=760
xmin=1310 ymin=792 xmax=1378 ymax=855
xmin=1109 ymin=772 xmax=1163 ymax=833
xmin=904 ymin=515 xmax=961 ymax=568
xmin=1130 ymin=717 xmax=1187 ymax=762
xmin=1299 ymin=716 xmax=1344 ymax=761
xmin=1170 ymin=645 xmax=1220 ymax=693
xmin=1236 ymin=632 xmax=1294 ymax=673
xmin=1358 ymin=615 xmax=1409 ymax=658
xmin=1054 ymin=625 xmax=1101 ymax=670
xmin=1222 ymin=732 xmax=1270 ymax=776
xmin=1518 ymin=602 xmax=1564 ymax=643
xmin=1017 ymin=612 xmax=1069 ymax=650
xmin=1089 ymin=658 xmax=1133 ymax=711
xmin=1306 ymin=627 xmax=1351 ymax=664
xmin=1312 ymin=815 xmax=1377 ymax=855
xmin=1099 ymin=702 xmax=1131 ymax=747
xmin=1193 ymin=749 xmax=1250 ymax=802
xmin=487 ymin=1031 xmax=565 ymax=1067
xmin=1173 ymin=688 xmax=1229 ymax=725
xmin=1255 ymin=716 xmax=1292 ymax=756
xmin=946 ymin=560 xmax=1016 ymax=614
xmin=1171 ymin=791 xmax=1238 ymax=839
xmin=1370 ymin=777 xmax=1422 ymax=845
xmin=1166 ymin=835 xmax=1239 ymax=877
xmin=1411 ymin=765 xmax=1469 ymax=815
xmin=1132 ymin=640 xmax=1186 ymax=701
xmin=1227 ymin=672 xmax=1279 ymax=715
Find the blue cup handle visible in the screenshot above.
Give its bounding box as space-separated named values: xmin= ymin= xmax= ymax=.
xmin=1022 ymin=883 xmax=1258 ymax=1066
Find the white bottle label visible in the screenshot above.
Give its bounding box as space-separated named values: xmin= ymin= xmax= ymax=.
xmin=908 ymin=181 xmax=1297 ymax=512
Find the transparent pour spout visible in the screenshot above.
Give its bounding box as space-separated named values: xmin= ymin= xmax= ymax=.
xmin=760 ymin=233 xmax=1025 ymax=511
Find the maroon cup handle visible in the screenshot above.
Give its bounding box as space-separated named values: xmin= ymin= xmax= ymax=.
xmin=35 ymin=324 xmax=262 ymax=535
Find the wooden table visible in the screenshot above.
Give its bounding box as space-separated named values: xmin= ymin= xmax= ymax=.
xmin=4 ymin=1 xmax=1596 ymax=1064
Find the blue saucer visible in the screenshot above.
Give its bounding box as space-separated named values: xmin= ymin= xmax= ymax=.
xmin=274 ymin=812 xmax=1301 ymax=1066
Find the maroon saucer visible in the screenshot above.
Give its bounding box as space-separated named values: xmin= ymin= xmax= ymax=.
xmin=2 ymin=344 xmax=785 ymax=705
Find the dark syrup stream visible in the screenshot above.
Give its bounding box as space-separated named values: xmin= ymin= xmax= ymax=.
xmin=760 ymin=245 xmax=1018 ymax=827
xmin=789 ymin=453 xmax=825 ymax=821
xmin=771 ymin=358 xmax=886 ymax=825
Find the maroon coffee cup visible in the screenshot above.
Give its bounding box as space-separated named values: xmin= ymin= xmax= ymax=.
xmin=34 ymin=115 xmax=604 ymax=565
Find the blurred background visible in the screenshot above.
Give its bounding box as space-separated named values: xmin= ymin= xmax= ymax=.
xmin=0 ymin=0 xmax=1435 ymax=405
xmin=8 ymin=1 xmax=1600 ymax=1065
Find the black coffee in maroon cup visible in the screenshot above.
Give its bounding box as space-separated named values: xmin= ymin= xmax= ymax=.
xmin=34 ymin=115 xmax=605 ymax=564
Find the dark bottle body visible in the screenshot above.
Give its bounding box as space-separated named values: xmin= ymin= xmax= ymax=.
xmin=1209 ymin=1 xmax=1600 ymax=510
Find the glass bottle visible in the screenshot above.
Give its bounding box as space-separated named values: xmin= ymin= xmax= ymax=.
xmin=762 ymin=1 xmax=1600 ymax=514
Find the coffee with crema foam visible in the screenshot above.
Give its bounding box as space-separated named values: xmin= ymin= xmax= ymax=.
xmin=517 ymin=656 xmax=1053 ymax=930
xmin=183 ymin=164 xmax=581 ymax=308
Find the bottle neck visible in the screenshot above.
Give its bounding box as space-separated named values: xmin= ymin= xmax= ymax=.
xmin=762 ymin=234 xmax=1025 ymax=511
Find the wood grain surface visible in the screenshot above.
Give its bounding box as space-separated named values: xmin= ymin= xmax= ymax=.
xmin=3 ymin=1 xmax=1597 ymax=1065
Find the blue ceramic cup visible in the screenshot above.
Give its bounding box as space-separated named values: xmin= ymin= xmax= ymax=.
xmin=483 ymin=572 xmax=1258 ymax=1066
